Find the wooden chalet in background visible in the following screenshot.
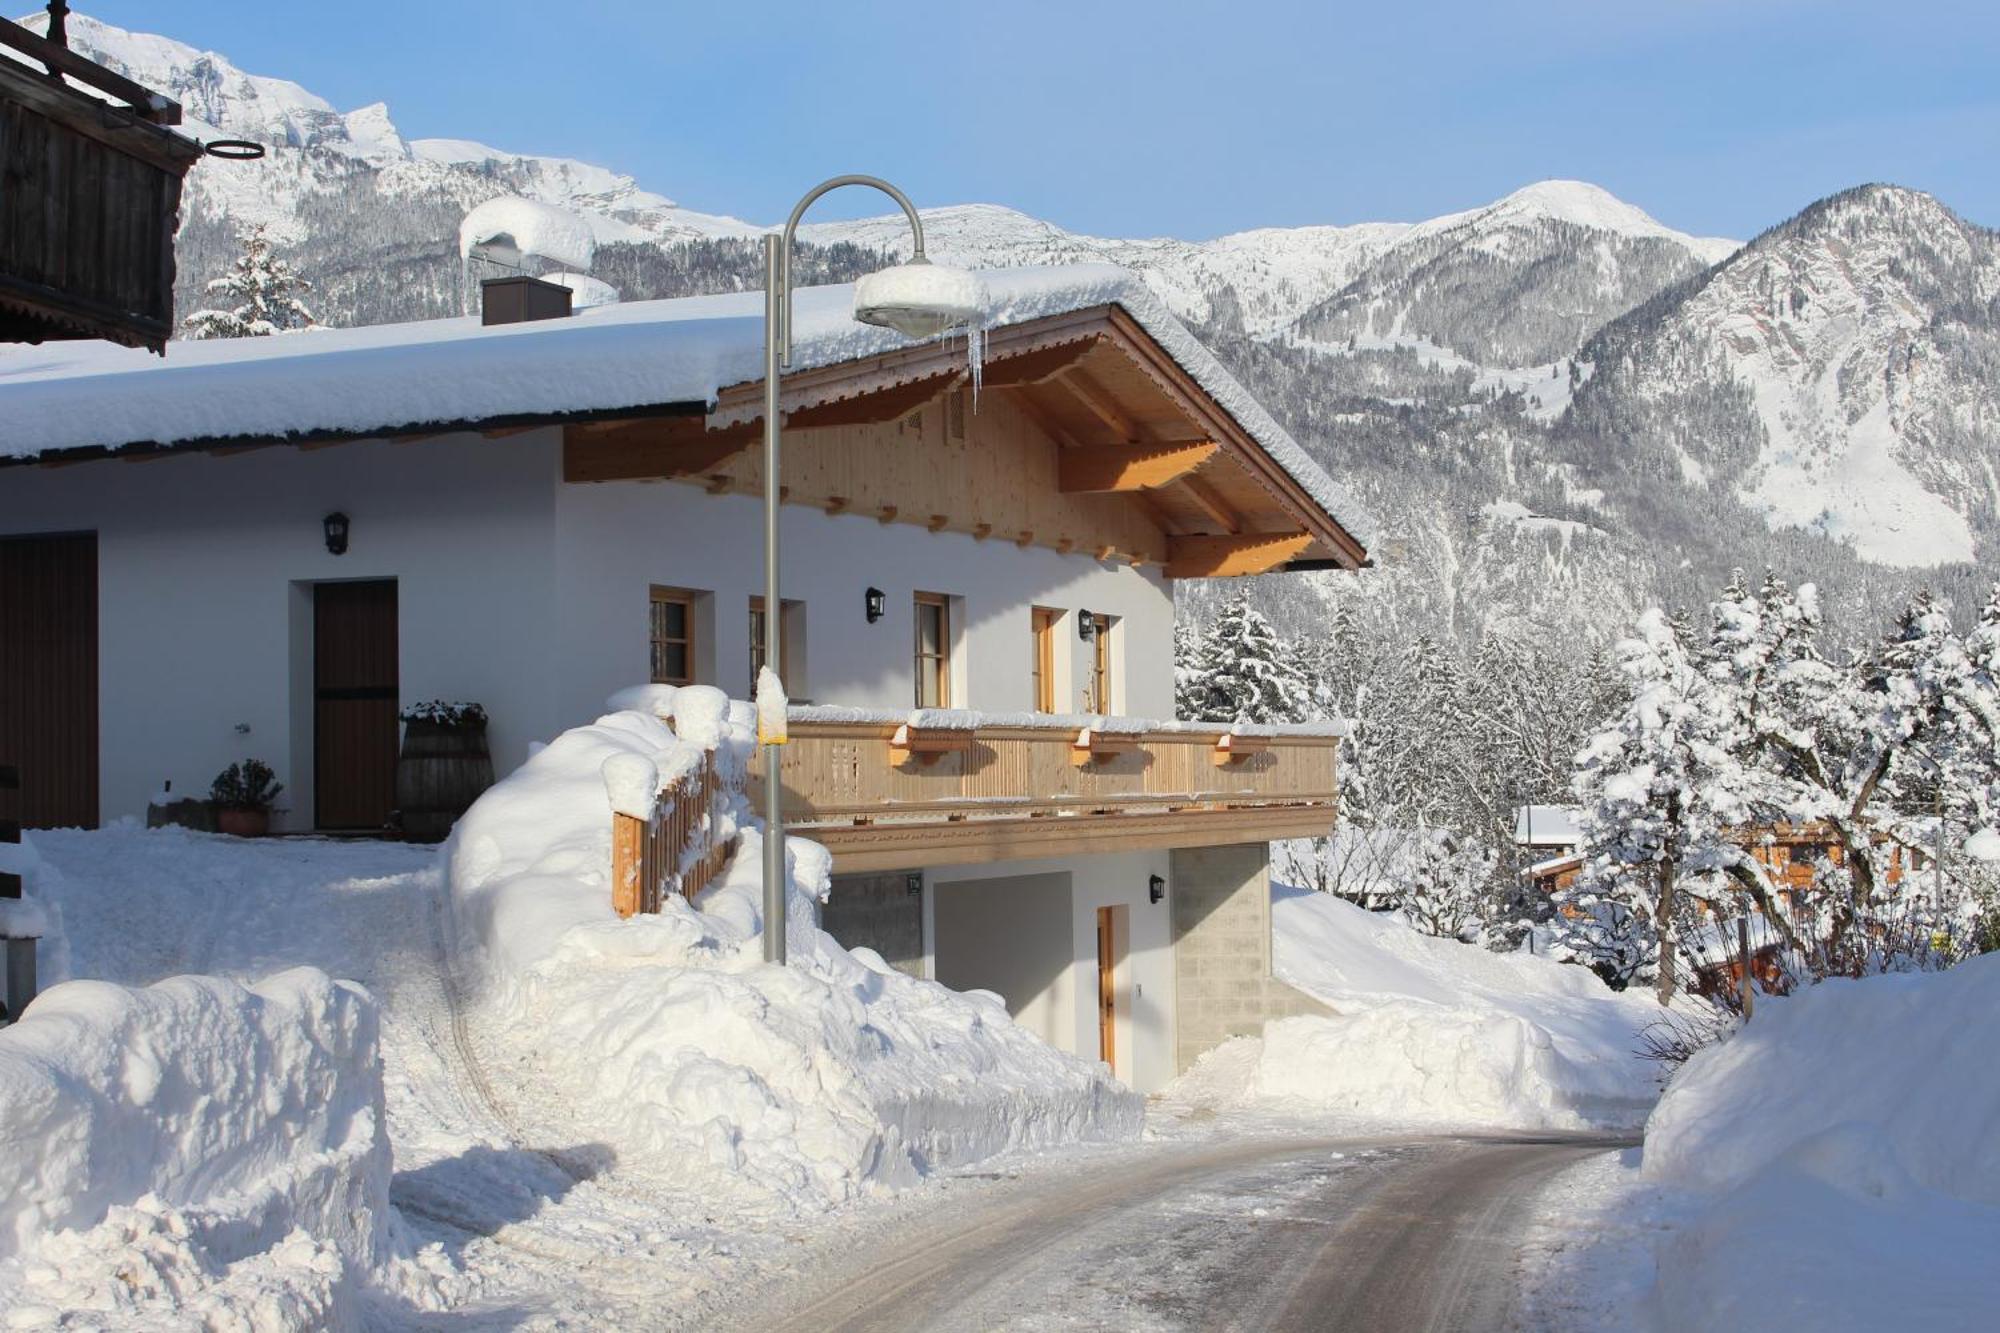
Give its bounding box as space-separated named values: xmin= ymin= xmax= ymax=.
xmin=0 ymin=3 xmax=201 ymax=352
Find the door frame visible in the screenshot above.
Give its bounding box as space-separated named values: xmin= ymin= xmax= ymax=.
xmin=1096 ymin=904 xmax=1127 ymax=1075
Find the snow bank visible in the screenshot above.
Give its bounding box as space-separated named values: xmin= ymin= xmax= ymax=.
xmin=1217 ymin=886 xmax=1665 ymax=1129
xmin=1646 ymin=958 xmax=2000 ymax=1200
xmin=445 ymin=697 xmax=1139 ymax=1211
xmin=1640 ymin=958 xmax=2000 ymax=1328
xmin=0 ymin=968 xmax=391 ymax=1326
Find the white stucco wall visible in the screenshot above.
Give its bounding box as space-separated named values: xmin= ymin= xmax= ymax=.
xmin=922 ymin=849 xmax=1177 ymax=1095
xmin=554 ymin=478 xmax=1175 ymax=719
xmin=0 ymin=433 xmax=563 ymax=829
xmin=0 ymin=428 xmax=1178 ymax=828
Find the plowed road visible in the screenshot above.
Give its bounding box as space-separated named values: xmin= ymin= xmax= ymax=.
xmin=742 ymin=1132 xmax=1629 ymax=1333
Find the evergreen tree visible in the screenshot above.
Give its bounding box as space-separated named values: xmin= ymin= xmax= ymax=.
xmin=1563 ymin=609 xmax=1749 ymax=1002
xmin=1179 ymin=593 xmax=1311 ymax=725
xmin=182 ymin=224 xmax=318 ymax=339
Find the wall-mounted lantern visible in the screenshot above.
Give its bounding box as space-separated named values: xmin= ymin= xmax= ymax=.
xmin=322 ymin=511 xmax=350 ymax=556
xmin=906 ymin=871 xmax=923 ymax=898
xmin=1078 ymin=609 xmax=1097 ymax=641
xmin=1149 ymin=874 xmax=1166 ymax=905
xmin=865 ymin=586 xmax=887 ymax=623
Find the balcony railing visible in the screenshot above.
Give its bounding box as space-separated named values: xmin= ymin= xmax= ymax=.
xmin=752 ymin=708 xmax=1342 ymax=872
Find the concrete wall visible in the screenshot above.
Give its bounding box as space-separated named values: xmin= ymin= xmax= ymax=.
xmin=1169 ymin=843 xmax=1331 ymax=1074
xmin=926 ymin=849 xmax=1176 ymax=1093
xmin=0 ymin=433 xmax=563 ymax=830
xmin=820 ymin=871 xmax=925 ymax=977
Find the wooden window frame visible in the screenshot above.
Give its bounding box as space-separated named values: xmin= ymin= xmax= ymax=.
xmin=649 ymin=585 xmax=700 ymax=687
xmin=1031 ymin=607 xmax=1060 ymax=713
xmin=1087 ymin=612 xmax=1115 ymax=714
xmin=749 ymin=595 xmax=803 ymax=697
xmin=914 ymin=592 xmax=952 ymax=709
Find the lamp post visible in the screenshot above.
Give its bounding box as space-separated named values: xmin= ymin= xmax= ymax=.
xmin=760 ymin=175 xmax=980 ymax=965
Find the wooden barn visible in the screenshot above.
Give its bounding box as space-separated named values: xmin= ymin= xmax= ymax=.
xmin=0 ymin=4 xmax=202 ymax=352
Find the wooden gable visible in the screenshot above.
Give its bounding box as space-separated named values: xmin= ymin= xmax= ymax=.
xmin=0 ymin=12 xmax=201 ymax=353
xmin=561 ymin=306 xmax=1370 ymax=575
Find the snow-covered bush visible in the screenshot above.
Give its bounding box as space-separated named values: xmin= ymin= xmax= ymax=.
xmin=444 ymin=691 xmax=1140 ymax=1211
xmin=0 ymin=968 xmax=394 ymax=1325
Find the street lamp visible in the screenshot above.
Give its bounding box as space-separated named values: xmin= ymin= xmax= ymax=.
xmin=760 ymin=175 xmax=981 ymax=965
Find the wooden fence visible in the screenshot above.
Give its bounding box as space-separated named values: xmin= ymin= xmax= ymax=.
xmin=609 ymin=750 xmax=733 ymax=918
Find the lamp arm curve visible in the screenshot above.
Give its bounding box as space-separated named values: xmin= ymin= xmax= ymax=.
xmin=776 ymin=174 xmax=928 ymax=364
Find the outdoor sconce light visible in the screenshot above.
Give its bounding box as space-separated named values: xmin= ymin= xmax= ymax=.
xmin=865 ymin=587 xmax=887 ymax=623
xmin=1149 ymin=874 xmax=1166 ymax=905
xmin=1078 ymin=610 xmax=1097 ymax=641
xmin=906 ymin=872 xmax=923 ymax=898
xmin=322 ymin=511 xmax=350 ymax=556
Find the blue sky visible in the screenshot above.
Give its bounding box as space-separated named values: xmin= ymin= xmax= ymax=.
xmin=72 ymin=0 xmax=2000 ymax=240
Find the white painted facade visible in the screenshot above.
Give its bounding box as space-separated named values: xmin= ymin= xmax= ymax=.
xmin=0 ymin=426 xmax=1174 ymax=830
xmin=924 ymin=849 xmax=1176 ymax=1094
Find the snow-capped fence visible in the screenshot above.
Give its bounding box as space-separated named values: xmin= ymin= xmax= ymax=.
xmin=606 ymin=751 xmax=731 ymax=917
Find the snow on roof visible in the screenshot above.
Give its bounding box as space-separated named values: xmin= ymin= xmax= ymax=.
xmin=0 ymin=264 xmax=1375 ymax=552
xmin=458 ymin=196 xmax=597 ymax=270
xmin=1513 ymin=805 xmax=1582 ymax=847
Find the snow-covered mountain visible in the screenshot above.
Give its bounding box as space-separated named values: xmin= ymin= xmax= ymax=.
xmin=19 ymin=13 xmax=1728 ymax=355
xmin=19 ymin=11 xmax=1996 ymax=603
xmin=1566 ymin=185 xmax=2000 ymax=568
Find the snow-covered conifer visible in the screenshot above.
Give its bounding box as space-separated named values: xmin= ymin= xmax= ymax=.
xmin=182 ymin=225 xmax=319 ymax=339
xmin=1178 ymin=593 xmax=1311 ymax=725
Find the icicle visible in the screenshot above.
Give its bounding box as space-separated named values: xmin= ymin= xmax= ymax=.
xmin=963 ymin=317 xmax=986 ymax=413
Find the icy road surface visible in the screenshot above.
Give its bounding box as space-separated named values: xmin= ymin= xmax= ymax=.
xmin=734 ymin=1131 xmax=1633 ymax=1332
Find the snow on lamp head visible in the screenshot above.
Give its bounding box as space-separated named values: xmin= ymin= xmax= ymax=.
xmin=852 ymin=258 xmax=984 ymax=340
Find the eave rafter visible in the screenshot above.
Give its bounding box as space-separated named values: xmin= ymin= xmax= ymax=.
xmin=1059 ymin=441 xmax=1219 ymax=494
xmin=1164 ymin=532 xmax=1316 ymax=579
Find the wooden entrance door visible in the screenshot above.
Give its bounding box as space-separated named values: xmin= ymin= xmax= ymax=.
xmin=314 ymin=580 xmax=399 ymax=830
xmin=0 ymin=534 xmax=98 ymax=828
xmin=1096 ymin=905 xmax=1120 ymax=1070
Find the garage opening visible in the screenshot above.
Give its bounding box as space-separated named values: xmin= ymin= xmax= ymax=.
xmin=933 ymin=872 xmax=1074 ymax=1049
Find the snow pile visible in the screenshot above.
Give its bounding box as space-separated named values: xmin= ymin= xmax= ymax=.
xmin=0 ymin=968 xmax=393 ymax=1326
xmin=545 ymin=271 xmax=621 ymax=308
xmin=1640 ymin=958 xmax=2000 ymax=1328
xmin=1216 ymin=886 xmax=1665 ymax=1129
xmin=458 ymin=195 xmax=597 ymax=271
xmin=445 ymin=691 xmax=1139 ymax=1211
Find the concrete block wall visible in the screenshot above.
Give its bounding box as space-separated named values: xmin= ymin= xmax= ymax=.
xmin=1170 ymin=842 xmax=1331 ymax=1073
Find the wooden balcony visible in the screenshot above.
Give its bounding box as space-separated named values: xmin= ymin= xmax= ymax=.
xmin=752 ymin=713 xmax=1341 ymax=872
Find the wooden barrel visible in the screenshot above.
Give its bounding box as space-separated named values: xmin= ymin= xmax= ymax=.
xmin=395 ymin=719 xmax=495 ymax=843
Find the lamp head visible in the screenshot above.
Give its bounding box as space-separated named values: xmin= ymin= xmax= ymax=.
xmin=852 ymin=258 xmax=984 ymax=340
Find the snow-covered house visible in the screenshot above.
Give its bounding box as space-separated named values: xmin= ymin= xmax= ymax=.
xmin=0 ymin=265 xmax=1371 ymax=1091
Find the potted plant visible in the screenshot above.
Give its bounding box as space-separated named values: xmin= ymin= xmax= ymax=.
xmin=209 ymin=759 xmax=283 ymax=837
xmin=395 ymin=701 xmax=494 ymax=843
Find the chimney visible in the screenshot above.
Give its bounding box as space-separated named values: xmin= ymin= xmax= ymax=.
xmin=480 ymin=275 xmax=573 ymax=326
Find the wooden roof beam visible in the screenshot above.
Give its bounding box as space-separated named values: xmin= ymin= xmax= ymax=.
xmin=1060 ymin=441 xmax=1219 ymax=494
xmin=562 ymin=418 xmax=756 ymax=483
xmin=1165 ymin=532 xmax=1316 ymax=579
xmin=980 ymin=337 xmax=1102 ymax=389
xmin=1055 ymin=367 xmax=1144 ymax=442
xmin=1179 ymin=474 xmax=1242 ymax=534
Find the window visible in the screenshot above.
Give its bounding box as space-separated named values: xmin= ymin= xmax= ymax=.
xmin=914 ymin=593 xmax=951 ymax=708
xmin=1085 ymin=612 xmax=1114 ymax=713
xmin=649 ymin=587 xmax=697 ymax=686
xmin=749 ymin=596 xmax=804 ymax=697
xmin=1031 ymin=607 xmax=1060 ymax=712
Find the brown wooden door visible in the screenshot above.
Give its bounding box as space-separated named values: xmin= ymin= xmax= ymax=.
xmin=0 ymin=534 xmax=98 ymax=829
xmin=1096 ymin=906 xmax=1118 ymax=1069
xmin=314 ymin=580 xmax=398 ymax=830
